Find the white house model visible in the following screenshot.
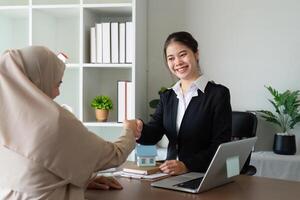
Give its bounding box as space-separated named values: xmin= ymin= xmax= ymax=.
xmin=135 ymin=144 xmax=157 ymax=167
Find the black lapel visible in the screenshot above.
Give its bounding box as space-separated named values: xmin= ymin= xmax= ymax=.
xmin=170 ymin=92 xmax=179 ymax=135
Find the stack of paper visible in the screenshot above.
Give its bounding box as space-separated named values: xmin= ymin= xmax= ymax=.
xmin=114 ymin=171 xmax=170 ymax=181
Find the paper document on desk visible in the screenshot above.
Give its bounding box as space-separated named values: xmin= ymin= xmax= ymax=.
xmin=114 ymin=171 xmax=170 ymax=181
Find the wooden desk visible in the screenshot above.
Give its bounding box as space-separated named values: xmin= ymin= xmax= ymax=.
xmin=85 ymin=175 xmax=300 ymax=200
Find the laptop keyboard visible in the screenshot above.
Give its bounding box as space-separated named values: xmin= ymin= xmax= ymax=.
xmin=174 ymin=177 xmax=203 ymax=190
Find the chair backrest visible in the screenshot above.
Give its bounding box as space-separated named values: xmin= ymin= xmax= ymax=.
xmin=231 ymin=111 xmax=258 ymax=175
xmin=232 ymin=111 xmax=257 ymax=140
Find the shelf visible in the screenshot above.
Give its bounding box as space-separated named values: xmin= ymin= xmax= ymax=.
xmin=0 ymin=0 xmax=148 ymax=138
xmin=0 ymin=6 xmax=28 ymax=10
xmin=32 ymin=0 xmax=80 ymax=5
xmin=82 ymin=67 xmax=131 ymax=122
xmin=66 ymin=63 xmax=130 ymax=68
xmin=83 ymin=63 xmax=132 ymax=68
xmin=32 ymin=7 xmax=80 ymax=63
xmin=84 ymin=122 xmax=123 ymax=127
xmin=32 ymin=4 xmax=80 ymax=9
xmin=83 ymin=3 xmax=132 ymax=14
xmin=66 ymin=63 xmax=81 ymax=68
xmin=82 ymin=6 xmax=132 ymax=63
xmin=83 ymin=0 xmax=132 ymax=4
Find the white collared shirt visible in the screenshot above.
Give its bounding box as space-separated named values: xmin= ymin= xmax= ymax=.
xmin=172 ymin=75 xmax=209 ymax=133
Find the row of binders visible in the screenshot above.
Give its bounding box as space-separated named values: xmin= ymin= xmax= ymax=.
xmin=90 ymin=21 xmax=133 ymax=64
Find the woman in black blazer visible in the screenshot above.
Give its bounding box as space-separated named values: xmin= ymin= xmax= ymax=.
xmin=125 ymin=31 xmax=232 ymax=175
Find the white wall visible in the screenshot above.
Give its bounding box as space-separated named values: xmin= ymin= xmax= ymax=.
xmin=147 ymin=0 xmax=186 ymax=115
xmin=147 ymin=0 xmax=300 ymax=150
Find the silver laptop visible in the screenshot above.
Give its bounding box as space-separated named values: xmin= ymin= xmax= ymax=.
xmin=151 ymin=137 xmax=257 ymax=193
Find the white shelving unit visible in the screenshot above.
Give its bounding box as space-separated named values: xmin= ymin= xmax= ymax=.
xmin=0 ymin=0 xmax=147 ymax=140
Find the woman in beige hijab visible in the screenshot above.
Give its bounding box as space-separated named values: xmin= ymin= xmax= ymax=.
xmin=0 ymin=46 xmax=137 ymax=199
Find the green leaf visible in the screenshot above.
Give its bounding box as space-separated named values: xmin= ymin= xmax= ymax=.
xmin=91 ymin=95 xmax=113 ymax=110
xmin=256 ymin=110 xmax=281 ymax=127
xmin=290 ymin=114 xmax=300 ymax=129
xmin=149 ymin=99 xmax=160 ymax=109
xmin=257 ymin=86 xmax=300 ymax=132
xmin=158 ymin=87 xmax=167 ymax=94
xmin=268 ymin=99 xmax=280 ymax=113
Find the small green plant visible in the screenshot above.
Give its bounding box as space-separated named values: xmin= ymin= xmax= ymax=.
xmin=91 ymin=95 xmax=113 ymax=110
xmin=256 ymin=86 xmax=300 ymax=134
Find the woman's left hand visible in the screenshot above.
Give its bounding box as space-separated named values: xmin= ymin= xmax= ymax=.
xmin=159 ymin=160 xmax=188 ymax=175
xmin=87 ymin=176 xmax=123 ymax=190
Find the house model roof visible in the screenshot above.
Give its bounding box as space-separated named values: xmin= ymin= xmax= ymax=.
xmin=135 ymin=144 xmax=157 ymax=157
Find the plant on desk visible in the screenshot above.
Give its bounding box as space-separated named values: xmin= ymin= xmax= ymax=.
xmin=91 ymin=95 xmax=113 ymax=122
xmin=256 ymin=86 xmax=300 ymax=155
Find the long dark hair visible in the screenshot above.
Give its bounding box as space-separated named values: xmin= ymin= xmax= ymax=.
xmin=163 ymin=31 xmax=198 ymax=62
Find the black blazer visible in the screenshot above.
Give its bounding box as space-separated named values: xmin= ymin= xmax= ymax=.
xmin=137 ymin=81 xmax=232 ymax=172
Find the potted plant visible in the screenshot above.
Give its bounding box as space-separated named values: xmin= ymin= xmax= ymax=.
xmin=91 ymin=95 xmax=113 ymax=122
xmin=256 ymin=86 xmax=300 ymax=155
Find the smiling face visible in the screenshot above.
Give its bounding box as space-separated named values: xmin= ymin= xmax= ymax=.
xmin=166 ymin=41 xmax=200 ymax=81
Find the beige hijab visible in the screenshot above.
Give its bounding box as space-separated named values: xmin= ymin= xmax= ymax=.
xmin=0 ymin=46 xmax=109 ymax=187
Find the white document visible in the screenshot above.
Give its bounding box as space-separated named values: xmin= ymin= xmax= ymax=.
xmin=119 ymin=23 xmax=126 ymax=63
xmin=111 ymin=22 xmax=119 ymax=63
xmin=118 ymin=81 xmax=125 ymax=122
xmin=126 ymin=82 xmax=134 ymax=120
xmin=125 ymin=21 xmax=133 ymax=63
xmin=90 ymin=27 xmax=96 ymax=63
xmin=118 ymin=81 xmax=134 ymax=122
xmin=96 ymin=23 xmax=103 ymax=63
xmin=102 ymin=22 xmax=111 ymax=63
xmin=114 ymin=171 xmax=169 ymax=181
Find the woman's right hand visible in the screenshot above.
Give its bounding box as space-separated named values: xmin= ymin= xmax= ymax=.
xmin=123 ymin=119 xmax=143 ymax=139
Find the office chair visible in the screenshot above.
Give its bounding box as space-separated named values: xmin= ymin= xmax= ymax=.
xmin=232 ymin=111 xmax=258 ymax=176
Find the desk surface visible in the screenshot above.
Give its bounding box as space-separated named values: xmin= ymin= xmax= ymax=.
xmin=85 ymin=175 xmax=300 ymax=200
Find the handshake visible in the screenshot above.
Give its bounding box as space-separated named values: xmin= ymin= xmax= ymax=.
xmin=123 ymin=119 xmax=143 ymax=139
xmin=122 ymin=119 xmax=188 ymax=175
